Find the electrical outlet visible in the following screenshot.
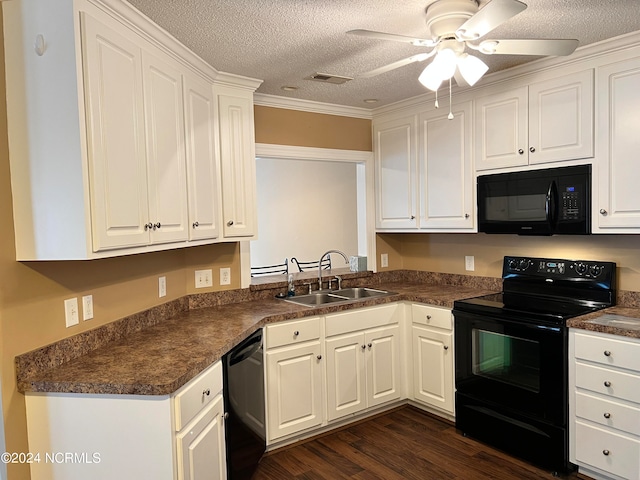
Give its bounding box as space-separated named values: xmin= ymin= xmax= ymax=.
xmin=82 ymin=295 xmax=94 ymax=321
xmin=465 ymin=255 xmax=475 ymax=272
xmin=64 ymin=298 xmax=79 ymax=327
xmin=195 ymin=269 xmax=213 ymax=288
xmin=380 ymin=253 xmax=389 ymax=268
xmin=159 ymin=276 xmax=167 ymax=297
xmin=220 ymin=267 xmax=231 ymax=286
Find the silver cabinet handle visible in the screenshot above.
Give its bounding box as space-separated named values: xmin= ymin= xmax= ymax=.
xmin=600 ymin=209 xmax=608 ymax=216
xmin=293 ymin=330 xmax=299 ymax=336
xmin=203 ymin=388 xmax=210 ymax=396
xmin=604 ymin=350 xmax=611 ymax=357
xmin=227 ymin=220 xmax=234 ymax=226
xmin=604 ymin=381 xmax=612 ymax=387
xmin=443 ymin=345 xmax=449 ymax=350
xmin=192 ymin=221 xmax=199 ymax=228
xmin=361 ymin=344 xmax=366 ymax=350
xmin=368 ymin=343 xmax=372 ymax=348
xmin=518 ymin=149 xmax=524 ymax=155
xmin=529 ymin=146 xmax=536 ymax=153
xmin=426 ymin=315 xmax=432 ymax=320
xmin=602 ymin=450 xmax=610 ymax=456
xmin=604 ymin=412 xmax=611 ymax=419
xmin=144 ymin=222 xmax=153 ymax=230
xmin=316 ymin=354 xmax=322 ymax=360
xmin=410 ymin=215 xmax=416 ymax=220
xmin=464 ymin=213 xmax=469 ymax=218
xmin=223 ymin=412 xmax=229 ymax=420
xmin=153 ymin=222 xmax=161 ymax=230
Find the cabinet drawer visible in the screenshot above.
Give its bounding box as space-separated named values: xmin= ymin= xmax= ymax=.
xmin=575 ymin=421 xmax=640 ymax=480
xmin=576 ymin=391 xmax=640 ymax=436
xmin=575 ymin=362 xmax=640 ymax=404
xmin=325 ymin=303 xmax=399 ymax=337
xmin=412 ymin=304 xmax=451 ymax=330
xmin=266 ymin=316 xmax=321 ymax=349
xmin=174 ymin=361 xmax=222 ymax=431
xmin=574 ymin=331 xmax=640 ymax=371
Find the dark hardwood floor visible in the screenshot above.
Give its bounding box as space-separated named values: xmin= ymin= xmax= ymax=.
xmin=253 ymin=406 xmax=583 ymax=480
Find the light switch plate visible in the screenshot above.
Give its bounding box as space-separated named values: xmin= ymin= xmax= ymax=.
xmin=195 ymin=269 xmax=213 ymax=288
xmin=64 ymin=298 xmax=79 ymax=327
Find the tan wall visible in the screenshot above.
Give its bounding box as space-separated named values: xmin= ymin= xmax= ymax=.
xmin=254 ymin=105 xmax=372 ymax=151
xmin=376 ymin=233 xmax=640 ymax=292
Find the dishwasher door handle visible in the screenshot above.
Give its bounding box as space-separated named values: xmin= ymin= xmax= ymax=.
xmin=229 ymin=332 xmax=262 ymax=366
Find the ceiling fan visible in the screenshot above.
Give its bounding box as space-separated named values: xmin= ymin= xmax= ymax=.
xmin=348 ymin=0 xmax=579 ymax=91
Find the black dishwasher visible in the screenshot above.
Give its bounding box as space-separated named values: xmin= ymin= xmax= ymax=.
xmin=222 ymin=328 xmax=266 ymax=480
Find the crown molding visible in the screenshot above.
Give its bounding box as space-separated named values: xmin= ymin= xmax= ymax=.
xmin=253 ymin=93 xmax=373 ymax=119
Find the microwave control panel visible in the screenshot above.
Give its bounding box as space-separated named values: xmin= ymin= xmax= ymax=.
xmin=561 ymin=186 xmax=581 ymax=220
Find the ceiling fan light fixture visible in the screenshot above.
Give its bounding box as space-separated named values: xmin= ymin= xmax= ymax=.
xmin=457 ymin=53 xmax=489 ymax=86
xmin=418 ymin=62 xmax=444 ymax=91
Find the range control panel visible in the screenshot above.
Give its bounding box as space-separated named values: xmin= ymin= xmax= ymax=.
xmin=504 ymin=256 xmax=614 ymax=280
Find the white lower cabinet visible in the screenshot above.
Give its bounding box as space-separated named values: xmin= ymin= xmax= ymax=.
xmin=264 ymin=317 xmax=324 ymax=442
xmin=570 ymin=329 xmax=640 ymax=480
xmin=325 ymin=304 xmax=403 ymax=422
xmin=25 ymin=361 xmax=226 ymax=480
xmin=410 ymin=303 xmax=454 ymax=415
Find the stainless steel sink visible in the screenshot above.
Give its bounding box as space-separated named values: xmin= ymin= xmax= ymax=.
xmin=284 ymin=287 xmax=393 ymax=307
xmin=331 ymin=287 xmax=389 ymax=299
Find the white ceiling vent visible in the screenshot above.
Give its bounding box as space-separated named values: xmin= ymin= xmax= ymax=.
xmin=305 ymin=73 xmax=353 ymax=85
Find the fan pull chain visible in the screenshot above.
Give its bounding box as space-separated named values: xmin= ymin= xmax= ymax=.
xmin=434 ymin=87 xmax=439 ymax=109
xmin=448 ymin=78 xmax=454 ymax=120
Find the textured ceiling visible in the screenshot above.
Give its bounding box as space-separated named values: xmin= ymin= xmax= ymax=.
xmin=127 ymin=0 xmax=640 ymax=109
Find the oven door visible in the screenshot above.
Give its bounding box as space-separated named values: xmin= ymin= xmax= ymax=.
xmin=454 ymin=311 xmax=567 ymax=426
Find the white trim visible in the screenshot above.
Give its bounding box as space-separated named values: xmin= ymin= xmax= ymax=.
xmin=254 ymin=93 xmax=372 ymax=119
xmin=255 ymin=143 xmax=372 ymax=163
xmin=253 ymin=144 xmax=376 ymax=272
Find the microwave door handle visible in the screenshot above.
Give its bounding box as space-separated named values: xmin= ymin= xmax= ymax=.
xmin=545 ymin=182 xmax=552 ymax=224
xmin=547 ymin=180 xmax=559 ymax=226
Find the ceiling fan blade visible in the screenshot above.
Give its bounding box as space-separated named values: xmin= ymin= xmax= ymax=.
xmin=481 ymin=38 xmax=579 ymax=56
xmin=347 ymin=29 xmax=437 ymax=47
xmin=359 ymin=53 xmax=434 ymax=78
xmin=456 ymin=0 xmax=527 ymax=40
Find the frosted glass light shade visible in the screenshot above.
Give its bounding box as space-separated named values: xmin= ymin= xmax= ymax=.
xmin=418 ymin=62 xmax=443 ymax=91
xmin=432 ymin=48 xmax=457 ymax=80
xmin=457 ymin=53 xmax=489 ymax=86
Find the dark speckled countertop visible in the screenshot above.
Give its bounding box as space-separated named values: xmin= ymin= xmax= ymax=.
xmin=18 ymin=269 xmax=640 ymax=397
xmin=567 ymin=306 xmax=640 ymax=339
xmin=16 ymin=278 xmax=496 ymax=396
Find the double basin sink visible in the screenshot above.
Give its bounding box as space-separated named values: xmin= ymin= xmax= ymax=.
xmin=284 ymin=287 xmax=395 ymax=307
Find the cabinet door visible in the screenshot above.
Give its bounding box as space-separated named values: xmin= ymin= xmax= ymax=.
xmin=528 ymin=70 xmax=593 ymax=165
xmin=177 ymin=395 xmax=227 ymax=480
xmin=326 ymin=332 xmax=366 ymax=421
xmin=366 ymin=325 xmax=402 ymax=409
xmin=81 ymin=13 xmax=150 ymax=251
xmin=142 ymin=49 xmax=189 ymax=244
xmin=184 ymin=73 xmax=220 ymax=241
xmin=475 ymin=86 xmax=528 ymax=171
xmin=412 ymin=325 xmax=454 ymax=414
xmin=374 ymin=115 xmax=418 ymax=229
xmin=419 ymin=101 xmax=474 ymax=230
xmin=217 ymin=87 xmax=257 ymax=238
xmin=596 ymin=57 xmax=640 ymax=230
xmin=265 ymin=342 xmax=323 ymax=441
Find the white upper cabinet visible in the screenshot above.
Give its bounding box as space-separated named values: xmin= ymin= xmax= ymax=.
xmin=374 ymin=115 xmax=418 ymax=229
xmin=81 ymin=12 xmax=151 ymax=251
xmin=474 ymin=70 xmax=594 ymax=171
xmin=418 ymin=101 xmax=474 ymax=231
xmin=594 ymin=55 xmax=640 ymax=232
xmin=4 ymin=0 xmax=260 ymax=260
xmin=183 ymin=72 xmax=221 ymax=241
xmin=216 ymin=86 xmax=258 ymax=238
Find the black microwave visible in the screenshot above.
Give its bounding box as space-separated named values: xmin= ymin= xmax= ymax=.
xmin=477 ymin=165 xmax=591 ymax=235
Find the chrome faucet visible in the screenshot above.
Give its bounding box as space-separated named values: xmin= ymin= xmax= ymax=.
xmin=318 ymin=250 xmax=349 ymax=290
